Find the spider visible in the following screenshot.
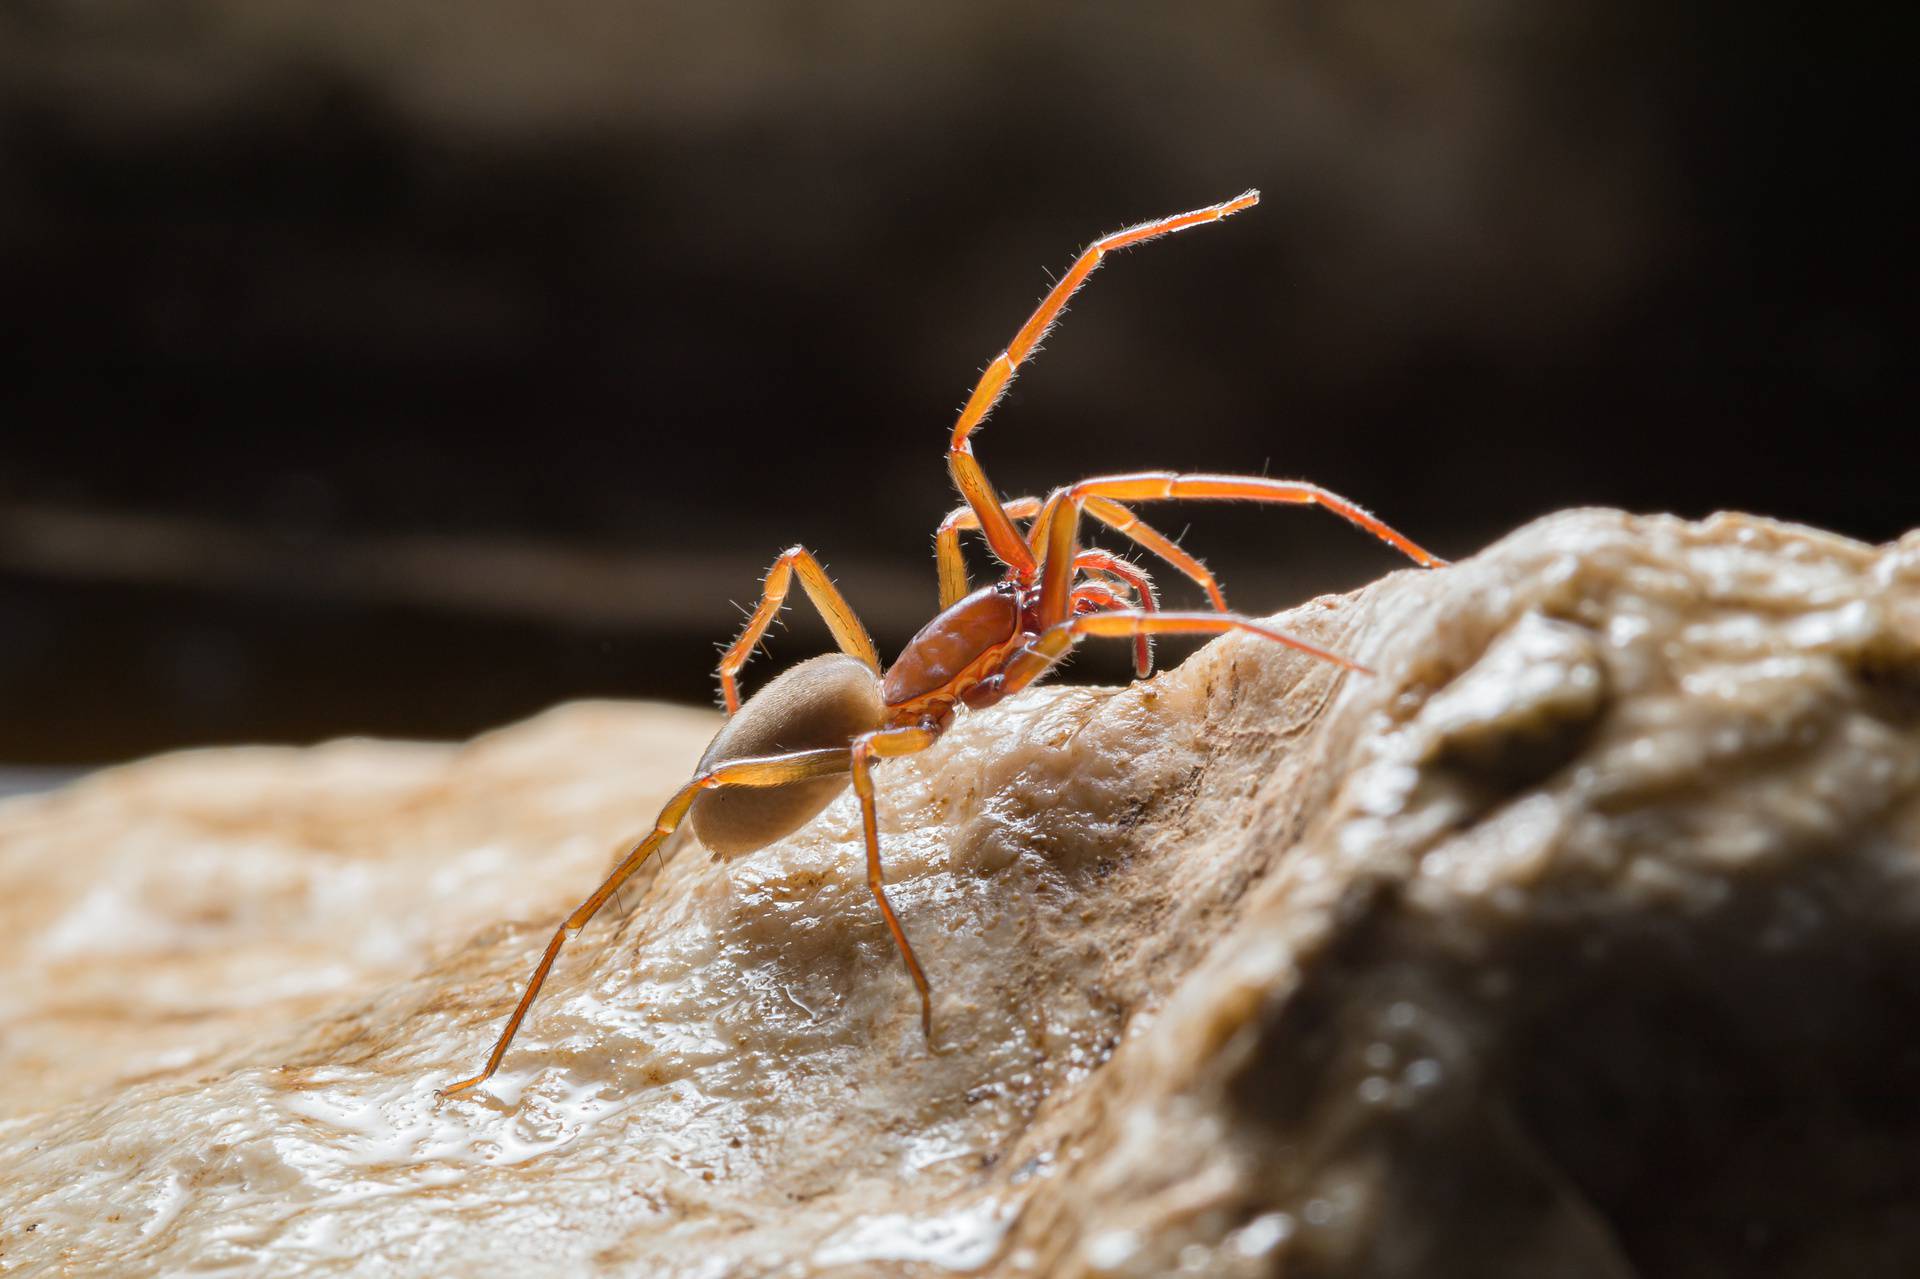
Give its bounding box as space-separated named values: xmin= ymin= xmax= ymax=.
xmin=441 ymin=190 xmax=1444 ymax=1096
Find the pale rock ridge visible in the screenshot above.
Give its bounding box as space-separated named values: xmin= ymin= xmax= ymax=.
xmin=1 ymin=509 xmax=1916 ymax=1277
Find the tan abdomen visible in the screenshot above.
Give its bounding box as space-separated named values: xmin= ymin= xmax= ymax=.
xmin=689 ymin=653 xmax=883 ymax=858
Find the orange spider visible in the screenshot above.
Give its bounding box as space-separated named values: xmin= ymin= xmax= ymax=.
xmin=441 ymin=190 xmax=1443 ymax=1096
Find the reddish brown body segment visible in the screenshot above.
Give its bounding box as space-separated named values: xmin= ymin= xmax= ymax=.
xmin=440 ymin=190 xmax=1448 ymax=1099
xmin=881 ymin=585 xmax=1023 ymax=711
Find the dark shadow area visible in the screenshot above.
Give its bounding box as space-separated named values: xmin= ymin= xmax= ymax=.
xmin=1 ymin=0 xmax=1911 ymax=762
xmin=1502 ymin=896 xmax=1920 ymax=1278
xmin=1227 ymin=865 xmax=1920 ymax=1277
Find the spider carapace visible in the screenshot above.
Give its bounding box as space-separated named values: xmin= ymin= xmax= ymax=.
xmin=440 ymin=190 xmax=1444 ymax=1097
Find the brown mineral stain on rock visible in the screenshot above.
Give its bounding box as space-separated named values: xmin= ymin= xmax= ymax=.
xmin=2 ymin=510 xmax=1918 ymax=1277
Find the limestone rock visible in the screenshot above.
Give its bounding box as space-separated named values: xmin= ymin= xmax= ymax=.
xmin=3 ymin=510 xmax=1918 ymax=1277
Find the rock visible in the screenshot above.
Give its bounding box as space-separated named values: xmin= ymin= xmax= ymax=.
xmin=3 ymin=509 xmax=1918 ymax=1277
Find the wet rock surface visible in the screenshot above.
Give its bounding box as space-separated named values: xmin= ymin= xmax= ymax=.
xmin=3 ymin=509 xmax=1919 ymax=1277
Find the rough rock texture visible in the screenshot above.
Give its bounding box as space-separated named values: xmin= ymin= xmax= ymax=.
xmin=4 ymin=509 xmax=1920 ymax=1277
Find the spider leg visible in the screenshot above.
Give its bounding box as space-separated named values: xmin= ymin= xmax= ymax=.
xmin=1071 ymin=550 xmax=1159 ymax=676
xmin=718 ymin=545 xmax=881 ymax=713
xmin=946 ymin=192 xmax=1261 ymax=585
xmin=996 ymin=608 xmax=1368 ymax=704
xmin=440 ymin=746 xmax=853 ymax=1098
xmin=937 ymin=496 xmax=1162 ymax=672
xmin=1036 ymin=470 xmax=1443 ymax=599
xmin=1081 ymin=496 xmax=1227 ymax=611
xmin=1070 ymin=583 xmax=1133 ymax=612
xmin=1031 ymin=471 xmax=1446 ymax=623
xmin=935 ymin=496 xmax=1041 ymax=609
xmin=934 ymin=495 xmax=1215 ymax=613
xmin=849 ymin=723 xmax=944 ymax=1042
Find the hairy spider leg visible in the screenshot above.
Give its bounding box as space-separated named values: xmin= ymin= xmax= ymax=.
xmin=1068 ymin=581 xmax=1149 ymax=675
xmin=1032 ymin=472 xmax=1449 ymax=625
xmin=849 ymin=724 xmax=944 ymax=1040
xmin=717 ymin=546 xmax=881 ymax=713
xmin=936 ymin=497 xmax=1041 ymax=609
xmin=440 ymin=746 xmax=854 ymax=1097
xmin=946 ymin=191 xmax=1262 ymax=584
xmin=935 ymin=495 xmax=1211 ymax=612
xmin=1069 ymin=583 xmax=1133 ymax=614
xmin=998 ymin=610 xmax=1368 ymax=705
xmin=1069 ymin=550 xmax=1160 ymax=676
xmin=1079 ymin=496 xmax=1228 ymax=612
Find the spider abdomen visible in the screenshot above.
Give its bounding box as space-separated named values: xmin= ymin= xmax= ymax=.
xmin=689 ymin=653 xmax=883 ymax=857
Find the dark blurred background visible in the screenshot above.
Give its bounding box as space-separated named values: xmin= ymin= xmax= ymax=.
xmin=0 ymin=0 xmax=1911 ymax=767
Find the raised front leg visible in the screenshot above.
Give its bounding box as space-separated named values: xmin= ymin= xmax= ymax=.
xmin=945 ymin=192 xmax=1262 ymax=584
